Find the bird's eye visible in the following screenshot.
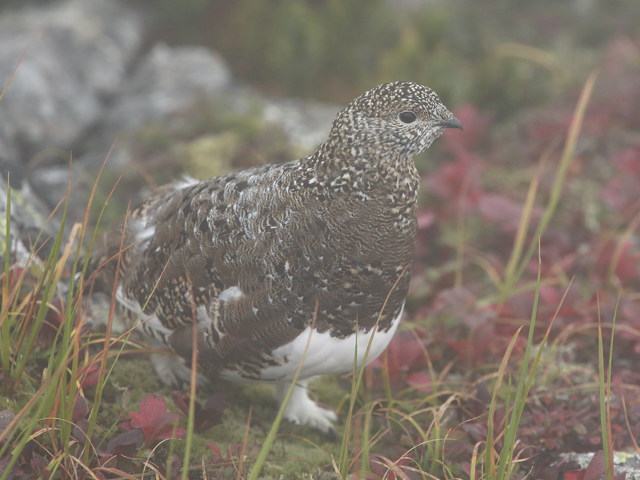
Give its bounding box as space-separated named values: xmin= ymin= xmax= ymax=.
xmin=398 ymin=111 xmax=417 ymax=124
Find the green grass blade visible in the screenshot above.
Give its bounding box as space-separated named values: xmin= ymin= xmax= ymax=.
xmin=485 ymin=325 xmax=522 ymax=478
xmin=496 ymin=242 xmax=542 ymax=479
xmin=510 ymin=72 xmax=597 ymax=293
xmin=500 ymin=158 xmax=542 ymax=301
xmin=1 ymin=176 xmax=12 ymax=378
xmin=598 ymin=293 xmax=619 ymax=480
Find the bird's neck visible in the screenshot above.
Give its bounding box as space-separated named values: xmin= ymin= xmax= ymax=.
xmin=300 ymin=141 xmax=420 ymax=205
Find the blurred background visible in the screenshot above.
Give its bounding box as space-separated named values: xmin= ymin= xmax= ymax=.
xmin=144 ymin=0 xmax=638 ymax=114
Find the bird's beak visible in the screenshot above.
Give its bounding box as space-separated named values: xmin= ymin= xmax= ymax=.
xmin=438 ymin=116 xmax=463 ymax=130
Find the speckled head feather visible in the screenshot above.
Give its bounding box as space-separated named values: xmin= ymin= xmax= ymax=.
xmin=329 ymin=81 xmax=461 ymax=160
xmin=90 ymin=81 xmax=462 ymax=434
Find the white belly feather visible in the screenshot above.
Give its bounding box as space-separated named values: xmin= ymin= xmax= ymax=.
xmin=229 ymin=305 xmax=403 ymax=382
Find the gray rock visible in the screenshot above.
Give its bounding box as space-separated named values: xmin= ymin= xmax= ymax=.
xmin=261 ymin=97 xmax=338 ymax=152
xmin=558 ymin=451 xmax=640 ymax=479
xmin=68 ymin=43 xmax=233 ymax=204
xmin=103 ymin=43 xmax=232 ymax=137
xmin=0 ymin=0 xmax=144 ymax=163
xmin=76 ymin=43 xmax=233 ymax=177
xmin=0 ymin=173 xmax=59 ymax=265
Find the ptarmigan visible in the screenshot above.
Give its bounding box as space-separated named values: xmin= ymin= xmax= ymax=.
xmin=91 ymin=81 xmax=461 ymax=434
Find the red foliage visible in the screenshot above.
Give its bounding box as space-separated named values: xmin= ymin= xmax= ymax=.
xmin=594 ymin=237 xmax=640 ymax=284
xmin=426 ymin=287 xmax=525 ymax=367
xmin=477 ymin=193 xmax=543 ymax=233
xmin=369 ymin=330 xmax=432 ymax=391
xmin=104 ymin=429 xmax=145 ymax=457
xmin=602 ymin=147 xmax=640 ymax=215
xmin=171 ymin=390 xmax=228 ymax=432
xmin=79 ymin=363 xmax=101 ymax=389
xmin=118 ymin=395 xmax=186 ymax=445
xmin=71 ymin=394 xmax=90 ymax=446
xmin=423 ymin=154 xmax=484 ymax=211
xmin=620 ymin=298 xmax=640 ymax=354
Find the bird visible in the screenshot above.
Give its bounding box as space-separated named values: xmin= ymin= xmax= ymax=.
xmin=90 ymin=81 xmax=462 ymax=435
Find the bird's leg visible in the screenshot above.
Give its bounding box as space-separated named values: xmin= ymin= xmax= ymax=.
xmin=149 ymin=351 xmax=209 ymax=387
xmin=149 ymin=352 xmax=193 ymax=386
xmin=274 ymin=378 xmax=338 ymax=437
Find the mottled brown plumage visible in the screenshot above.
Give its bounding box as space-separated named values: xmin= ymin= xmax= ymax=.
xmin=91 ymin=81 xmax=461 ymax=432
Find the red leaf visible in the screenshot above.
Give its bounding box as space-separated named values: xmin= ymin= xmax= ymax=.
xmin=105 ymin=429 xmax=144 ymax=456
xmin=171 ymin=391 xmax=228 ymax=432
xmin=79 ymin=363 xmax=101 ymax=389
xmin=71 ymin=394 xmax=90 ymax=445
xmin=122 ymin=395 xmax=185 ymax=444
xmin=583 ymin=451 xmax=605 ymax=480
xmin=206 ymin=442 xmax=223 ymax=462
xmin=539 ymin=285 xmax=561 ymax=306
xmin=595 ymin=238 xmax=640 ymax=283
xmin=602 ymin=147 xmax=640 ymax=211
xmin=72 ymin=394 xmax=89 ymax=423
xmin=564 ymin=471 xmax=585 ymax=480
xmin=369 ymin=331 xmax=426 ymax=378
xmin=424 ymin=155 xmax=484 ymax=206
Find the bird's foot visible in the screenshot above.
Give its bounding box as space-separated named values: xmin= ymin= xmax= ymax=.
xmin=275 ymin=379 xmax=338 ymax=437
xmin=150 ymin=352 xmax=209 ymax=388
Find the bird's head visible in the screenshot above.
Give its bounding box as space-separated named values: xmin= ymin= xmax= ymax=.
xmin=329 ymin=81 xmax=462 ymax=160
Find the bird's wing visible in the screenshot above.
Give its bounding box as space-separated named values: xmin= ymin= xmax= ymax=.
xmin=111 ymin=165 xmax=311 ymax=373
xmin=100 ymin=162 xmax=410 ymax=376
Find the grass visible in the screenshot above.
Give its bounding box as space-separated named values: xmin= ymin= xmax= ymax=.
xmin=597 ymin=293 xmax=618 ymax=480
xmin=498 ymin=71 xmax=597 ymax=303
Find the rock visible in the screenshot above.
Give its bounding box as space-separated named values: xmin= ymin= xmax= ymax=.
xmin=0 ymin=0 xmax=144 ymax=164
xmin=103 ymin=44 xmax=232 ymax=138
xmin=70 ymin=43 xmax=234 ymax=214
xmin=76 ymin=43 xmax=233 ymax=173
xmin=0 ymin=172 xmax=59 ymax=265
xmin=261 ymin=97 xmax=337 ymax=152
xmin=557 ymin=451 xmax=640 ymax=479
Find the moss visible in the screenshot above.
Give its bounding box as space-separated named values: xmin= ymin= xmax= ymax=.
xmin=108 ymin=356 xmax=169 ymax=404
xmin=177 ymin=132 xmax=239 ymax=179
xmin=103 ymin=352 xmax=343 ymax=478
